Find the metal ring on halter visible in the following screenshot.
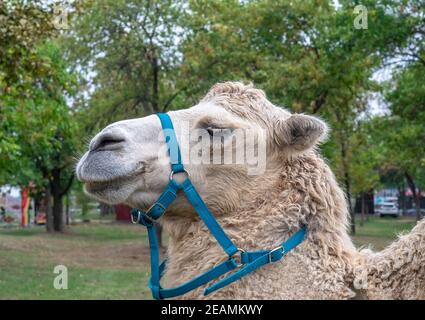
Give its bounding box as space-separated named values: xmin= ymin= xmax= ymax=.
xmin=169 ymin=169 xmax=190 ymax=181
xmin=229 ymin=248 xmax=245 ymax=268
xmin=131 ymin=210 xmax=141 ymax=224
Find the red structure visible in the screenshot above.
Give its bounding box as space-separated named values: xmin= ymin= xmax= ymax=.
xmin=115 ymin=203 xmax=131 ymax=221
xmin=21 ymin=188 xmax=30 ymax=227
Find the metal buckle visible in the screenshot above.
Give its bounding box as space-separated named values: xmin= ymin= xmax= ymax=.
xmin=131 ymin=209 xmax=157 ymax=225
xmin=268 ymin=246 xmax=284 ymax=263
xmin=131 ymin=210 xmax=141 ymax=224
xmin=169 ymin=169 xmax=190 ymax=181
xmin=131 ymin=202 xmax=165 ymax=225
xmin=229 ymin=248 xmax=245 ymax=268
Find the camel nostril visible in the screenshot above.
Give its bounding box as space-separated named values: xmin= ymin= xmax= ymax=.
xmin=90 ymin=134 xmax=126 ymax=152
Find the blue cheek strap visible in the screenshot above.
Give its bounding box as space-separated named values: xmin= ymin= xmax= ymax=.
xmin=131 ymin=112 xmax=307 ymax=299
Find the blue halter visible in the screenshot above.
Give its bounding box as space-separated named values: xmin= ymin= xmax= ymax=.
xmin=131 ymin=113 xmax=307 ymax=300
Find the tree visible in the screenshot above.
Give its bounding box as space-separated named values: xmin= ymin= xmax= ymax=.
xmin=63 ymin=0 xmax=187 ymax=133
xmin=62 ymin=0 xmax=425 ymax=232
xmin=349 ymin=121 xmax=380 ymax=225
xmin=0 ymin=1 xmax=81 ymax=232
xmin=179 ymin=0 xmax=401 ymax=233
xmin=0 ymin=0 xmax=58 ymax=180
xmin=63 ymin=0 xmax=189 ymax=242
xmin=178 ymin=0 xmax=425 ymax=232
xmin=4 ymin=41 xmax=79 ymax=232
xmin=378 ymin=64 xmax=425 ymax=221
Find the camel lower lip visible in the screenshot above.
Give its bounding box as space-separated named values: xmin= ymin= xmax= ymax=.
xmin=83 ymin=169 xmax=144 ymax=194
xmin=85 ymin=181 xmax=112 ymax=193
xmin=84 ymin=179 xmax=125 ymax=194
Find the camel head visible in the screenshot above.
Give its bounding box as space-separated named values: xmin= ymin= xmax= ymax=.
xmin=76 ymin=82 xmax=328 ymax=215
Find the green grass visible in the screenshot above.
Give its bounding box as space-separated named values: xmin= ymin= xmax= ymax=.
xmin=352 ymin=215 xmax=417 ymax=250
xmin=0 ymin=227 xmax=44 ymax=237
xmin=1 ymin=260 xmax=150 ymax=299
xmin=67 ymin=223 xmax=148 ymax=241
xmin=0 ymin=222 xmax=151 ymax=299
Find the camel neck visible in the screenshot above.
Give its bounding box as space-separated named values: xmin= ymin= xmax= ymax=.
xmin=163 ymin=153 xmax=353 ymax=245
xmin=158 ymin=153 xmax=357 ymax=296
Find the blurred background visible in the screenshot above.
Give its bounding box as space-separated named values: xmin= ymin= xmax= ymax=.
xmin=0 ymin=0 xmax=424 ymax=299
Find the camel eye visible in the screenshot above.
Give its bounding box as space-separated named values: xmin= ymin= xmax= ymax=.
xmin=206 ymin=127 xmax=233 ymax=137
xmin=206 ymin=127 xmax=215 ymax=136
xmin=196 ymin=117 xmax=237 ymax=138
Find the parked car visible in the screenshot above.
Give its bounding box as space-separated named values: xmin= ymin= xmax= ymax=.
xmin=376 ymin=202 xmax=400 ymax=217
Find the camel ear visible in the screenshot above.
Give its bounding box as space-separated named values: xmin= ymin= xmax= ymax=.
xmin=275 ymin=114 xmax=328 ymax=153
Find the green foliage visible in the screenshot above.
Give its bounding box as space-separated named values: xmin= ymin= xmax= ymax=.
xmin=1 ymin=40 xmax=79 ymax=190
xmin=387 ymin=64 xmax=425 ymax=123
xmin=350 ymin=121 xmax=381 ymax=194
xmin=62 ymin=0 xmax=187 ymax=135
xmin=0 ymin=1 xmax=80 ymax=190
xmin=59 ymin=0 xmax=425 ymax=206
xmin=376 ymin=2 xmax=425 ymax=189
xmin=181 ymin=0 xmax=382 ymax=112
xmin=0 ymin=0 xmax=57 ymax=87
xmin=1 ymin=0 xmax=58 ymax=181
xmin=1 ymin=0 xmax=425 ymax=229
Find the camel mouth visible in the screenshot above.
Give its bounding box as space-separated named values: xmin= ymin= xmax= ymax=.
xmin=78 ymin=165 xmax=143 ymax=184
xmin=76 ymin=149 xmax=146 ymax=183
xmin=83 ymin=166 xmax=145 ymax=194
xmin=82 ymin=173 xmax=127 ymax=194
xmin=82 ymin=176 xmax=134 ymax=205
xmin=85 ymin=181 xmax=116 ymax=194
xmin=81 ymin=163 xmax=148 ymax=205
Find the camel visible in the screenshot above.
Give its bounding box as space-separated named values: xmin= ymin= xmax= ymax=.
xmin=76 ymin=81 xmax=425 ymax=299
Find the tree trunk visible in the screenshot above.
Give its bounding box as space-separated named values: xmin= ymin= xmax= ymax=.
xmin=405 ymin=172 xmax=421 ymax=221
xmin=360 ymin=192 xmax=365 ymax=227
xmin=365 ymin=192 xmax=369 ymax=221
xmin=341 ymin=140 xmax=355 ymax=234
xmin=52 ymin=190 xmax=64 ymax=232
xmin=51 ymin=168 xmax=64 ymax=232
xmin=65 ymin=193 xmax=70 ymax=225
xmin=399 ymin=184 xmax=407 ymax=216
xmin=151 ymin=53 xmax=159 ymax=112
xmin=45 ymin=188 xmax=54 ymax=232
xmin=81 ymin=200 xmax=88 ymax=220
xmin=34 ymin=196 xmax=41 ymax=225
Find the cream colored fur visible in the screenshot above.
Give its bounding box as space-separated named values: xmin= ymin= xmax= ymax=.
xmin=77 ymin=82 xmax=425 ymax=300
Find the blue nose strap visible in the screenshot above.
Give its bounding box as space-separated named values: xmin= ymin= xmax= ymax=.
xmin=131 ymin=112 xmax=307 ymax=299
xmin=156 ymin=112 xmax=184 ymax=174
